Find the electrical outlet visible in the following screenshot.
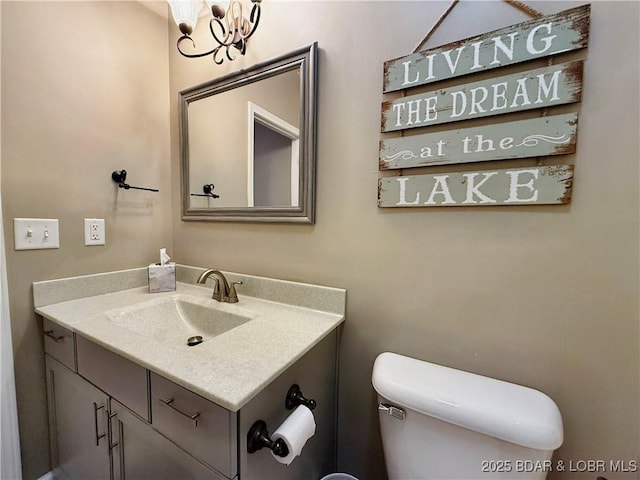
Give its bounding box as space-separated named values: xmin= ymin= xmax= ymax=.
xmin=90 ymin=223 xmax=100 ymax=240
xmin=84 ymin=219 xmax=105 ymax=246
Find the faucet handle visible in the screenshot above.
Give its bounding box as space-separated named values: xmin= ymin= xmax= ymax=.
xmin=228 ymin=281 xmax=243 ymax=303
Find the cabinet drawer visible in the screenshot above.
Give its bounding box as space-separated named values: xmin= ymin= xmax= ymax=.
xmin=43 ymin=318 xmax=75 ymax=371
xmin=110 ymin=399 xmax=228 ymax=480
xmin=150 ymin=373 xmax=237 ymax=478
xmin=76 ymin=336 xmax=150 ymax=421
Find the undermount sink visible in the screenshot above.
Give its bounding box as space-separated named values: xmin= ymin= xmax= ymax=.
xmin=105 ymin=294 xmax=256 ymax=348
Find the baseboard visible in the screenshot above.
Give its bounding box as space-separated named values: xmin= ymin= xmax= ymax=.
xmin=37 ymin=471 xmax=56 ymax=480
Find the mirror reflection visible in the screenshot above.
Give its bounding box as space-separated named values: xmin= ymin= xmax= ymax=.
xmin=180 ymin=43 xmax=317 ymax=223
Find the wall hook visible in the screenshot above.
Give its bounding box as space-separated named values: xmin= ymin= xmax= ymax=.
xmin=285 ymin=384 xmax=316 ymax=411
xmin=111 ymin=170 xmax=159 ymax=192
xmin=190 ymin=183 xmax=220 ymax=199
xmin=246 ymin=420 xmax=289 ymax=457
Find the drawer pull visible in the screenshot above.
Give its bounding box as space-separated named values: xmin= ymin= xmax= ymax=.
xmin=44 ymin=330 xmax=65 ymax=342
xmin=159 ymin=397 xmax=200 ymax=427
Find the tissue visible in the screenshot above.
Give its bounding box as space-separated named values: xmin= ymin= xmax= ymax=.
xmin=160 ymin=248 xmax=170 ymax=266
xmin=271 ymin=405 xmax=316 ymax=465
xmin=148 ymin=248 xmax=176 ymax=293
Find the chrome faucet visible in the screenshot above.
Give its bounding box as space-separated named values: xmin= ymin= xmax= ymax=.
xmin=196 ymin=269 xmax=242 ymax=303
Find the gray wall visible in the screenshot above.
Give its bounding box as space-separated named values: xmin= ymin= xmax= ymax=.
xmin=1 ymin=2 xmax=171 ymax=478
xmin=169 ymin=2 xmax=639 ymax=479
xmin=0 ymin=2 xmax=637 ymax=479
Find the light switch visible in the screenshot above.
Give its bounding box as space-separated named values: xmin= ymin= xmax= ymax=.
xmin=14 ymin=218 xmax=60 ymax=250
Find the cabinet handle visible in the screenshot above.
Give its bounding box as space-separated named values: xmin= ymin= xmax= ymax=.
xmin=93 ymin=403 xmax=106 ymax=446
xmin=44 ymin=330 xmax=65 ymax=342
xmin=108 ymin=412 xmax=124 ymax=480
xmin=158 ymin=397 xmax=200 ymax=427
xmin=108 ymin=412 xmax=119 ymax=451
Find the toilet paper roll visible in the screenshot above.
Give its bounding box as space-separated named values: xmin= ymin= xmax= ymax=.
xmin=271 ymin=405 xmax=316 ymax=465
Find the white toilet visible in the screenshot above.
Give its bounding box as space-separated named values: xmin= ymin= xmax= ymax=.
xmin=372 ymin=352 xmax=563 ymax=480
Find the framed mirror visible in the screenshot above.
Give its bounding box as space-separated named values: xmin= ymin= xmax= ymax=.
xmin=180 ymin=43 xmax=318 ymax=223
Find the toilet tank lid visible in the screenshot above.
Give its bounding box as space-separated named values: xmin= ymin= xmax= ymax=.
xmin=372 ymin=352 xmax=563 ymax=451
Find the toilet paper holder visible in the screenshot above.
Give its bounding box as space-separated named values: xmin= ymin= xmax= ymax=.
xmin=285 ymin=384 xmax=317 ymax=411
xmin=247 ymin=420 xmax=290 ymax=458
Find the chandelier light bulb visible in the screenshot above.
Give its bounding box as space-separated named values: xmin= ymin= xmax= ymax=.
xmin=168 ymin=0 xmax=203 ymax=35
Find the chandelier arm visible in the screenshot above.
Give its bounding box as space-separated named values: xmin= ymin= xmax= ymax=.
xmin=245 ymin=4 xmax=261 ymax=40
xmin=231 ymin=2 xmax=258 ymax=43
xmin=234 ymin=22 xmax=252 ymax=43
xmin=225 ymin=46 xmax=237 ymax=62
xmin=210 ymin=17 xmax=234 ymax=47
xmin=233 ymin=38 xmax=247 ymax=55
xmin=176 ymin=35 xmax=219 ymax=59
xmin=213 ymin=47 xmax=225 ymax=65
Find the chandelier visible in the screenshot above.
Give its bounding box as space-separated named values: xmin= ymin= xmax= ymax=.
xmin=168 ymin=0 xmax=262 ymax=64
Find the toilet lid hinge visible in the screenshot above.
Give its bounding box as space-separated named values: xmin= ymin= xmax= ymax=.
xmin=378 ymin=403 xmax=406 ymax=420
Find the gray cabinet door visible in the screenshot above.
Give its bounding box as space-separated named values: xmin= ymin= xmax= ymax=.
xmin=45 ymin=355 xmax=111 ymax=480
xmin=110 ymin=400 xmax=228 ymax=480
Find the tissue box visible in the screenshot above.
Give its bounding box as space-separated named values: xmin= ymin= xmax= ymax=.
xmin=148 ymin=263 xmax=176 ymax=293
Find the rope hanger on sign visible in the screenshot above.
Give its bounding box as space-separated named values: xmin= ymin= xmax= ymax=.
xmin=413 ymin=0 xmax=543 ymax=54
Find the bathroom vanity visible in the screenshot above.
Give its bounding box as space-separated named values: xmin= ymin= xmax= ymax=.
xmin=35 ymin=266 xmax=345 ymax=480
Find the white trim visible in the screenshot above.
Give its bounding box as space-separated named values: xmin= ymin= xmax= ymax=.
xmin=37 ymin=472 xmax=56 ymax=480
xmin=247 ymin=102 xmax=300 ymax=207
xmin=0 ymin=198 xmax=23 ymax=479
xmin=1 ymin=4 xmax=23 ymax=475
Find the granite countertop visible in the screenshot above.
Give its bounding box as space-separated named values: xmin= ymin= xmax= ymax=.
xmin=34 ymin=267 xmax=346 ymax=412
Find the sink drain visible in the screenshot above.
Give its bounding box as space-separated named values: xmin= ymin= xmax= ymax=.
xmin=187 ymin=335 xmax=203 ymax=346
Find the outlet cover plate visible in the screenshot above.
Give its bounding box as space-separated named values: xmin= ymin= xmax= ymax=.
xmin=14 ymin=218 xmax=60 ymax=250
xmin=84 ymin=218 xmax=105 ymax=246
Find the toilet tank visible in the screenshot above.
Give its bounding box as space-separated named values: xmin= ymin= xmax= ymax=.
xmin=372 ymin=352 xmax=563 ymax=480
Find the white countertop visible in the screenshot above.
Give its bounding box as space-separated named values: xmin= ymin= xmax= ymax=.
xmin=35 ymin=273 xmax=345 ymax=412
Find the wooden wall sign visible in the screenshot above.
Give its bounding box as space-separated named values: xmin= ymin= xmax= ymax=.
xmin=377 ymin=3 xmax=590 ymax=209
xmin=380 ymin=113 xmax=578 ymax=169
xmin=381 ymin=61 xmax=583 ymax=132
xmin=378 ymin=165 xmax=574 ymax=207
xmin=384 ymin=4 xmax=590 ymax=93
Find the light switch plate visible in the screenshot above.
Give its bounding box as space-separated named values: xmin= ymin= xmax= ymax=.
xmin=14 ymin=218 xmax=60 ymax=250
xmin=84 ymin=218 xmax=105 ymax=246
